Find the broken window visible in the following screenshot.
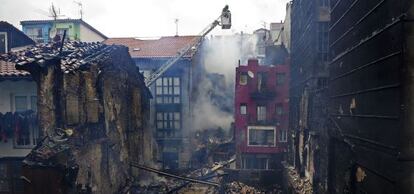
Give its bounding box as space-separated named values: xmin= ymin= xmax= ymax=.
xmin=239 ymin=72 xmax=248 ymax=85
xmin=257 ymin=105 xmax=266 ymax=121
xmin=257 ymin=72 xmax=267 ymax=91
xmin=248 ymin=127 xmax=275 ymax=146
xmin=241 ymin=155 xmax=270 ymax=170
xmin=155 ymin=77 xmax=180 ymax=104
xmin=240 ymin=104 xmax=247 ymax=115
xmin=14 ymin=96 xmax=27 ymax=112
xmin=276 ymin=73 xmax=286 ymax=85
xmin=156 ymin=112 xmax=181 ymax=130
xmin=276 ymin=104 xmax=283 ymax=115
xmin=279 ymin=129 xmax=287 ymax=142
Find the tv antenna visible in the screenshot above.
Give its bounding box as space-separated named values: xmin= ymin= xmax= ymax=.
xmin=73 ymin=1 xmax=83 ymax=19
xmin=175 ymin=18 xmax=179 ymax=36
xmin=49 ymin=3 xmax=65 ymax=20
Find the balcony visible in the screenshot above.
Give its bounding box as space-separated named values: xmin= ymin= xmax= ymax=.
xmin=250 ymin=89 xmax=276 ymax=101
xmin=248 ymin=117 xmax=279 ymax=126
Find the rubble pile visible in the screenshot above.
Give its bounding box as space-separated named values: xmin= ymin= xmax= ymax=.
xmin=285 ymin=165 xmax=313 ymax=194
xmin=223 ymin=181 xmax=265 ymax=194
xmin=190 ymin=128 xmax=235 ymax=168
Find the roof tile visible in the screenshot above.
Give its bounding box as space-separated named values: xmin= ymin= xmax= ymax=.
xmin=0 ymin=61 xmax=30 ymax=77
xmin=104 ymin=36 xmax=200 ymax=58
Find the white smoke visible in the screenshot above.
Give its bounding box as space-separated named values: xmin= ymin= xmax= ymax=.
xmin=192 ymin=33 xmax=258 ymax=131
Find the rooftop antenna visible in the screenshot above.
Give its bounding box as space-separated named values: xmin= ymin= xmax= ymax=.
xmin=175 ymin=18 xmax=179 ymax=36
xmin=261 ymin=21 xmax=267 ymax=29
xmin=49 ymin=3 xmax=65 ymax=20
xmin=73 ymin=1 xmax=83 ymax=19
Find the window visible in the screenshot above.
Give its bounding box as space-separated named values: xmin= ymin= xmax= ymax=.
xmin=257 ymin=105 xmax=266 ymax=121
xmin=26 ymin=28 xmax=42 ymax=39
xmin=276 ymin=73 xmax=286 ymax=85
xmin=276 ymin=104 xmax=283 ymax=115
xmin=279 ymin=130 xmax=287 ymax=142
xmin=240 ymin=104 xmax=247 ymax=115
xmin=241 ymin=155 xmax=270 ymax=170
xmin=239 ymin=72 xmax=248 ymax=85
xmin=30 ymin=96 xmax=37 ymax=111
xmin=156 ymin=112 xmax=181 ymax=130
xmin=14 ymin=96 xmax=27 ymax=112
xmin=13 ymin=111 xmax=39 ymax=148
xmin=155 ymin=77 xmax=180 ymax=104
xmin=248 ymin=126 xmax=275 ymax=146
xmin=257 ymin=72 xmax=267 ymax=91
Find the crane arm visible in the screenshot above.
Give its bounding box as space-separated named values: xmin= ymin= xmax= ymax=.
xmin=144 ymin=6 xmax=231 ymax=86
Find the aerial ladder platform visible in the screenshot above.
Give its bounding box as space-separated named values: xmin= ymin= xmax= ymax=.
xmin=144 ymin=5 xmax=231 ymax=86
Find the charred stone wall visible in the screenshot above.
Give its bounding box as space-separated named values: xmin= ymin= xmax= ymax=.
xmin=3 ymin=43 xmax=154 ymax=194
xmin=328 ymin=0 xmax=414 ymax=193
xmin=287 ymin=0 xmax=330 ymax=193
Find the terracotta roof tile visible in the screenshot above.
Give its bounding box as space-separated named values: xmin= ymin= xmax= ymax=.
xmin=0 ymin=61 xmax=30 ymax=78
xmin=104 ymin=36 xmax=200 ymax=58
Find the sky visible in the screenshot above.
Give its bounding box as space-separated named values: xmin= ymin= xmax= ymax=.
xmin=0 ymin=0 xmax=290 ymax=38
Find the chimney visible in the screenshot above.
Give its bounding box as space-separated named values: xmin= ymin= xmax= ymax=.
xmin=247 ymin=58 xmax=259 ymax=66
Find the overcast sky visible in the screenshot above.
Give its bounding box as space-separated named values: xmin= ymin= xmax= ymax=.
xmin=0 ymin=0 xmax=290 ymax=38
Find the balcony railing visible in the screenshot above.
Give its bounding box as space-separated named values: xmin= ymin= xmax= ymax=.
xmin=250 ymin=89 xmax=276 ymax=100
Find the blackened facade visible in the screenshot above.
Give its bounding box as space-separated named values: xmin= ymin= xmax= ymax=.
xmin=286 ymin=0 xmax=330 ymax=193
xmin=328 ymin=0 xmax=414 ymax=193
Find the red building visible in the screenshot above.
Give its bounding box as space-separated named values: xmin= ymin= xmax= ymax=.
xmin=234 ymin=58 xmax=289 ymax=170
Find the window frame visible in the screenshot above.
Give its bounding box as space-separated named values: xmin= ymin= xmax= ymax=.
xmin=275 ymin=104 xmax=284 ymax=116
xmin=240 ymin=103 xmax=247 ymax=115
xmin=156 ymin=111 xmax=181 ymax=130
xmin=247 ymin=126 xmax=276 ymax=147
xmin=276 ymin=73 xmax=286 ymax=85
xmin=257 ymin=105 xmax=267 ymax=121
xmin=155 ymin=76 xmax=181 ymax=104
xmin=14 ymin=96 xmax=27 ymax=112
xmin=279 ymin=129 xmax=288 ymax=142
xmin=239 ymin=72 xmax=248 ymax=85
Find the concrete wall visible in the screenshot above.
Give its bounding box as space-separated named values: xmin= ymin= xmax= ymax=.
xmin=79 ymin=24 xmax=106 ymax=42
xmin=0 ymin=80 xmax=37 ymax=113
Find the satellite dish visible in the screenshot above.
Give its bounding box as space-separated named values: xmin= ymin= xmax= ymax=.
xmin=49 ymin=28 xmax=57 ymax=39
xmin=248 ymin=71 xmax=254 ymax=78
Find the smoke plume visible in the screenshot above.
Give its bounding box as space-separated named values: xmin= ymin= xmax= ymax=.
xmin=192 ymin=33 xmax=258 ymax=131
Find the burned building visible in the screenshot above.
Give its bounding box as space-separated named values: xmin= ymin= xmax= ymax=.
xmin=285 ymin=0 xmax=330 ymax=193
xmin=0 ymin=41 xmax=154 ymax=194
xmin=234 ymin=56 xmax=289 ymax=174
xmin=105 ymin=36 xmax=204 ymax=169
xmin=327 ymin=0 xmax=414 ymax=193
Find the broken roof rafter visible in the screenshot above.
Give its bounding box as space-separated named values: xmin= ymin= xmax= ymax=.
xmin=0 ymin=41 xmax=113 ymax=74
